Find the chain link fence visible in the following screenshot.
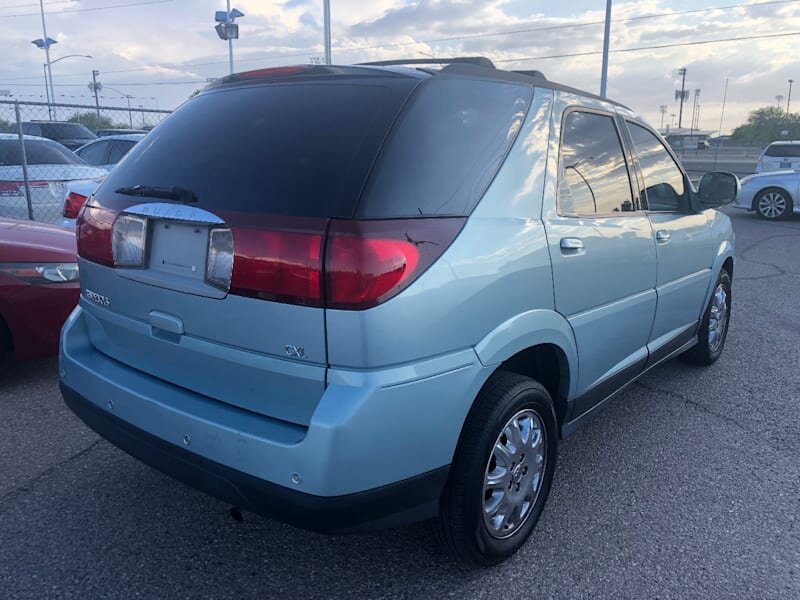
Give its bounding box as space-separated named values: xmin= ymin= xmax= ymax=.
xmin=0 ymin=100 xmax=171 ymax=225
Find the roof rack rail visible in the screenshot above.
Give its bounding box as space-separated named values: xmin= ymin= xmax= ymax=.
xmin=513 ymin=70 xmax=547 ymax=80
xmin=358 ymin=57 xmax=495 ymax=69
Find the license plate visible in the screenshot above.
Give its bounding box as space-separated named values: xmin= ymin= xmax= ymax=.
xmin=780 ymin=161 xmax=792 ymax=169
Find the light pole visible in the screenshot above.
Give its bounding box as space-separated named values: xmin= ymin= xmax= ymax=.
xmin=323 ymin=0 xmax=332 ymax=65
xmin=50 ymin=53 xmax=92 ymax=105
xmin=32 ymin=0 xmax=56 ymax=116
xmin=103 ymin=86 xmax=134 ymax=128
xmin=659 ymin=105 xmax=668 ymax=130
xmin=776 ymin=95 xmax=785 ymax=110
xmin=788 ymin=79 xmax=794 ymax=114
xmin=214 ymin=4 xmax=244 ymax=74
xmin=599 ymin=0 xmax=612 ymax=97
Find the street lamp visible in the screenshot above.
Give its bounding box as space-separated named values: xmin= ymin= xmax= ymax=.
xmin=31 ymin=36 xmax=57 ymax=119
xmin=214 ymin=4 xmax=245 ymax=74
xmin=788 ymin=79 xmax=795 ymax=114
xmin=776 ymin=95 xmax=785 ymax=110
xmin=103 ymin=86 xmax=135 ymax=128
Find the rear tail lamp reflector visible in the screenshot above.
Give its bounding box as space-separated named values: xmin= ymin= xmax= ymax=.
xmin=112 ymin=214 xmax=148 ymax=267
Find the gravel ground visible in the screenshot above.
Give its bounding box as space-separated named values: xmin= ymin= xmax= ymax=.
xmin=1 ymin=208 xmax=798 ymax=599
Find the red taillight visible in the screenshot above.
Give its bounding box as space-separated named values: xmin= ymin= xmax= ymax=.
xmin=0 ymin=180 xmax=47 ymax=196
xmin=63 ymin=192 xmax=88 ymax=219
xmin=76 ymin=205 xmax=116 ymax=267
xmin=324 ymin=218 xmax=464 ymax=310
xmin=229 ymin=222 xmax=325 ymax=307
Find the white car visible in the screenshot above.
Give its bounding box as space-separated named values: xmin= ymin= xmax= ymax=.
xmin=733 ymin=170 xmax=799 ymax=219
xmin=59 ymin=177 xmax=103 ymax=229
xmin=0 ymin=133 xmax=108 ymax=224
xmin=73 ymin=133 xmax=145 ymax=172
xmin=755 ymin=141 xmax=800 ymax=173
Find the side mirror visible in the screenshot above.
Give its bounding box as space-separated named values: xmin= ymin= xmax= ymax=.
xmin=695 ymin=172 xmax=739 ymax=209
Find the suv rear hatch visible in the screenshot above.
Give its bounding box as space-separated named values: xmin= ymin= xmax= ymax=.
xmin=760 ymin=143 xmax=800 ymax=172
xmin=77 ymin=69 xmax=419 ymax=426
xmin=75 ymin=65 xmax=533 ymax=427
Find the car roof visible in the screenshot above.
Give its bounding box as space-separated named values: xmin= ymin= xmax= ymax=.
xmin=205 ymin=59 xmax=630 ymax=110
xmin=767 ymin=140 xmax=800 ymax=145
xmin=0 ymin=132 xmax=51 ymax=141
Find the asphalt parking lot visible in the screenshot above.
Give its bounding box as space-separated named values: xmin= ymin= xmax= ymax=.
xmin=1 ymin=208 xmax=798 ymax=599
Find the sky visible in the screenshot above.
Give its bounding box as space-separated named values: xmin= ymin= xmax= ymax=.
xmin=1 ymin=0 xmax=799 ymax=133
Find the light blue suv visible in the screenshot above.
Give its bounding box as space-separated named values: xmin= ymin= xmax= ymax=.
xmin=59 ymin=58 xmax=737 ymax=565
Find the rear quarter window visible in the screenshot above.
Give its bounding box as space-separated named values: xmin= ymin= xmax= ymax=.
xmin=0 ymin=139 xmax=84 ymax=166
xmin=357 ymin=78 xmax=532 ymax=217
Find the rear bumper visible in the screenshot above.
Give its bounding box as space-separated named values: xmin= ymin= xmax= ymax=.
xmin=62 ymin=382 xmax=448 ymax=533
xmin=60 ymin=305 xmax=488 ymax=532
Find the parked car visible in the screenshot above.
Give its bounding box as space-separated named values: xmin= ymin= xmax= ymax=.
xmin=59 ymin=59 xmax=737 ymax=565
xmin=59 ymin=178 xmax=103 ymax=229
xmin=96 ymin=128 xmax=148 ymax=137
xmin=733 ymin=170 xmax=799 ymax=219
xmin=74 ymin=134 xmax=145 ymax=171
xmin=755 ymin=140 xmax=800 ymax=173
xmin=20 ymin=121 xmax=96 ymax=151
xmin=0 ymin=218 xmax=79 ymax=360
xmin=0 ymin=134 xmax=109 ymax=223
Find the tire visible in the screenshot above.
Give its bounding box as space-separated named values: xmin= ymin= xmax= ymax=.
xmin=434 ymin=371 xmax=558 ymax=565
xmin=754 ymin=187 xmax=793 ymax=220
xmin=682 ymin=270 xmax=731 ymax=366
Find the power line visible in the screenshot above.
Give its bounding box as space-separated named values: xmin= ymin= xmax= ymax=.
xmin=2 ymin=0 xmax=798 ymax=82
xmin=0 ymin=1 xmax=76 ymax=10
xmin=494 ymin=30 xmax=800 ymax=63
xmin=1 ymin=0 xmax=171 ymax=18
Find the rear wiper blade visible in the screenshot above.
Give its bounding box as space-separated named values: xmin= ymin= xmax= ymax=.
xmin=115 ymin=185 xmax=198 ymax=203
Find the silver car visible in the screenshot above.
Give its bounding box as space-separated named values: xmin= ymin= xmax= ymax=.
xmin=733 ymin=170 xmax=799 ymax=219
xmin=74 ymin=133 xmax=145 ymax=172
xmin=0 ymin=133 xmax=108 ymax=224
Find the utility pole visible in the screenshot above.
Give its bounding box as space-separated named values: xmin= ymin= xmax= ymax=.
xmin=323 ymin=0 xmax=332 ymax=65
xmin=227 ymin=0 xmax=233 ymax=74
xmin=91 ymin=70 xmax=101 ymax=118
xmin=676 ymin=67 xmax=687 ymax=129
xmin=659 ymin=104 xmax=668 ymax=129
xmin=712 ymin=77 xmax=729 ymax=171
xmin=788 ymin=79 xmax=794 ymax=114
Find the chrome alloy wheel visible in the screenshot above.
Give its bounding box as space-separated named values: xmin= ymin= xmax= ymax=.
xmin=482 ymin=409 xmax=546 ymax=539
xmin=708 ymin=283 xmax=729 ymax=353
xmin=758 ymin=191 xmax=787 ymax=219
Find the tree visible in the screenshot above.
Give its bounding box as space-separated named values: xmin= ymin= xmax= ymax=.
xmin=68 ymin=112 xmax=116 ymax=133
xmin=0 ymin=118 xmax=14 ymax=133
xmin=731 ymin=106 xmax=800 ymax=145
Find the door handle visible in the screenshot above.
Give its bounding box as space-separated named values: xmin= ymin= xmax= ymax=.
xmin=560 ymin=238 xmax=585 ymax=253
xmin=656 ymin=229 xmax=671 ymax=243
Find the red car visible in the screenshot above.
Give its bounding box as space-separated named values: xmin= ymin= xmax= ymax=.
xmin=0 ymin=218 xmax=79 ymax=360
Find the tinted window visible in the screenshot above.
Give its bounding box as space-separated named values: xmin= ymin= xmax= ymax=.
xmin=558 ymin=111 xmax=634 ymax=214
xmin=628 ymin=123 xmax=687 ymax=211
xmin=0 ymin=139 xmax=85 ymax=166
xmin=77 ymin=140 xmax=110 ymax=165
xmin=108 ymin=140 xmax=136 ymax=164
xmin=21 ymin=123 xmax=42 ymax=136
xmin=41 ymin=123 xmax=96 ymax=140
xmin=101 ymin=79 xmax=417 ymax=217
xmin=358 ymin=79 xmax=531 ymax=217
xmin=765 ymin=143 xmax=800 ymax=157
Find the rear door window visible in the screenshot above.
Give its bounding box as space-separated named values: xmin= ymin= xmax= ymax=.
xmin=357 ymin=78 xmax=531 ymax=217
xmin=557 ymin=111 xmax=635 ymax=215
xmin=100 ymin=79 xmax=418 ymax=217
xmin=108 ymin=140 xmax=136 ymax=164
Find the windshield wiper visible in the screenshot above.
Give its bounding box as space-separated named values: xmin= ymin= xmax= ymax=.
xmin=115 ymin=185 xmax=198 ymax=203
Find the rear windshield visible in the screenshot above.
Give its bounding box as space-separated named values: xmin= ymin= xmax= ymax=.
xmin=0 ymin=139 xmax=85 ymax=166
xmin=41 ymin=123 xmax=96 ymax=140
xmin=764 ymin=143 xmax=800 ymax=157
xmin=100 ymin=79 xmax=417 ymax=218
